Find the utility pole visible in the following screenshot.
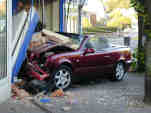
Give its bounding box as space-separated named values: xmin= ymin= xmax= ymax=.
xmin=78 ymin=0 xmax=86 ymax=34
xmin=78 ymin=5 xmax=82 ymax=34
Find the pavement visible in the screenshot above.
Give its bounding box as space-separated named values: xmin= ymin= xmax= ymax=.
xmin=1 ymin=72 xmax=151 ymax=113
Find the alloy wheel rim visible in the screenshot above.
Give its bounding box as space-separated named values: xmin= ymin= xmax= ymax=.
xmin=54 ymin=69 xmax=71 ymax=89
xmin=115 ymin=63 xmax=125 ymax=80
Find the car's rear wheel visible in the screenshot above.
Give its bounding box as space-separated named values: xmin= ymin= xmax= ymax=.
xmin=113 ymin=62 xmax=125 ymax=81
xmin=53 ymin=65 xmax=72 ymax=90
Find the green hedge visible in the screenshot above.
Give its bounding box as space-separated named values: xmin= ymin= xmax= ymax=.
xmin=83 ymin=26 xmax=117 ymax=34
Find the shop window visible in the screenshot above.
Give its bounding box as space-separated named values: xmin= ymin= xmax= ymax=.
xmin=0 ymin=0 xmax=7 ymax=80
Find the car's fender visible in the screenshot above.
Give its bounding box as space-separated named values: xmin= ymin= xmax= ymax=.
xmin=118 ymin=55 xmax=126 ymax=62
xmin=53 ymin=58 xmax=73 ymax=70
xmin=116 ymin=50 xmax=130 ymax=68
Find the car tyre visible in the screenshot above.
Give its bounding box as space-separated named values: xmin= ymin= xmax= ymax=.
xmin=113 ymin=62 xmax=125 ymax=81
xmin=52 ymin=65 xmax=72 ymax=90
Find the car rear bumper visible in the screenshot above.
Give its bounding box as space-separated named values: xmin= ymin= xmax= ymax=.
xmin=125 ymin=59 xmax=132 ymax=71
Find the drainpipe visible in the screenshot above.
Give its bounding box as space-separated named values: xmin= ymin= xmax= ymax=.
xmin=42 ymin=0 xmax=45 ymax=28
xmin=59 ymin=0 xmax=64 ymax=32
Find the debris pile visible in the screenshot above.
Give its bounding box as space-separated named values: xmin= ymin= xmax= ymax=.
xmin=11 ymin=80 xmax=66 ymax=100
xmin=11 ymin=81 xmax=79 ymax=113
xmin=12 ymin=84 xmax=30 ymax=100
xmin=29 ymin=32 xmax=47 ymax=49
xmin=50 ymin=89 xmax=65 ymax=97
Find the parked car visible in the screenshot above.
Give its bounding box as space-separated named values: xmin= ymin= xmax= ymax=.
xmin=23 ymin=32 xmax=132 ymax=90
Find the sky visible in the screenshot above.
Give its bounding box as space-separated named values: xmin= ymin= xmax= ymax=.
xmin=0 ymin=0 xmax=5 ymax=2
xmin=84 ymin=0 xmax=105 ymax=20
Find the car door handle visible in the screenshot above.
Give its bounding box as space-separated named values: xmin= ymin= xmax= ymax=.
xmin=104 ymin=56 xmax=110 ymax=58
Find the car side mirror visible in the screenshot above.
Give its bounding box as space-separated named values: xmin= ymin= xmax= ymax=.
xmin=84 ymin=48 xmax=95 ymax=55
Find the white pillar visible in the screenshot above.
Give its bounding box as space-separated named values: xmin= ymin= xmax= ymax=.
xmin=52 ymin=0 xmax=60 ymax=31
xmin=0 ymin=0 xmax=12 ymax=103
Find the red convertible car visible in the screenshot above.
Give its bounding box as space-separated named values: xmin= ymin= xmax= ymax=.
xmin=23 ymin=32 xmax=132 ymax=90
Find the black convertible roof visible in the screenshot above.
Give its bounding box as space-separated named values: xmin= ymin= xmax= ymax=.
xmin=56 ymin=32 xmax=88 ymax=39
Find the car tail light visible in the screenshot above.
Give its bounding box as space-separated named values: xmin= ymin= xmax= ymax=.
xmin=124 ymin=48 xmax=132 ymax=60
xmin=128 ymin=49 xmax=132 ymax=60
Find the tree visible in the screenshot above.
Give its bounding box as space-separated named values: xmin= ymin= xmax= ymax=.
xmin=104 ymin=0 xmax=130 ymax=13
xmin=103 ymin=0 xmax=132 ymax=30
xmin=131 ymin=0 xmax=151 ymax=103
xmin=107 ymin=9 xmax=132 ymax=29
xmin=131 ymin=0 xmax=145 ymax=71
xmin=82 ymin=17 xmax=92 ymax=28
xmin=144 ymin=0 xmax=151 ymax=103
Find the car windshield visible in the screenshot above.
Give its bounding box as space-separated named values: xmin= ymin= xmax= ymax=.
xmin=85 ymin=36 xmax=110 ymax=51
xmin=64 ymin=36 xmax=81 ymax=50
xmin=56 ymin=32 xmax=82 ymax=50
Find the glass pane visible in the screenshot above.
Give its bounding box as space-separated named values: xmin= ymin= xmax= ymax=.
xmin=90 ymin=37 xmax=109 ymax=50
xmin=0 ymin=0 xmax=7 ymax=80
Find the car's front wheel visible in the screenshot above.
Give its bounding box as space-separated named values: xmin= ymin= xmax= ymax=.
xmin=53 ymin=65 xmax=72 ymax=90
xmin=113 ymin=62 xmax=125 ymax=81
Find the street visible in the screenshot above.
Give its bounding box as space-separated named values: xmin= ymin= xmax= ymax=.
xmin=1 ymin=72 xmax=151 ymax=113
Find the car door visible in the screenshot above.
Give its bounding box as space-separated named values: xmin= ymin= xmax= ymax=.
xmin=91 ymin=37 xmax=115 ymax=74
xmin=95 ymin=49 xmax=115 ymax=74
xmin=75 ymin=37 xmax=115 ymax=76
xmin=75 ymin=38 xmax=104 ymax=76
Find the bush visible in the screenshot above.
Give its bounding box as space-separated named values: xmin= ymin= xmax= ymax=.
xmin=131 ymin=48 xmax=145 ymax=72
xmin=83 ymin=26 xmax=117 ymax=34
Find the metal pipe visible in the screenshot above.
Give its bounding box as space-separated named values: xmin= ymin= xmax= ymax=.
xmin=42 ymin=0 xmax=45 ymax=28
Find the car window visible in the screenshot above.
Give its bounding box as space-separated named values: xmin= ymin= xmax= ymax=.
xmin=85 ymin=41 xmax=94 ymax=49
xmin=84 ymin=37 xmax=109 ymax=51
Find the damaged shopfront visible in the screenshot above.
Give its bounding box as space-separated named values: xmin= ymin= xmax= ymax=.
xmin=0 ymin=0 xmax=65 ymax=103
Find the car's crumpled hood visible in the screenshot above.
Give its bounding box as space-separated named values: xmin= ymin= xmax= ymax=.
xmin=28 ymin=29 xmax=76 ymax=54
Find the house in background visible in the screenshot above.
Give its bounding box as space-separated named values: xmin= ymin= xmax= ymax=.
xmin=82 ymin=10 xmax=97 ymax=28
xmin=90 ymin=14 xmax=97 ymax=26
xmin=63 ymin=0 xmax=97 ymax=33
